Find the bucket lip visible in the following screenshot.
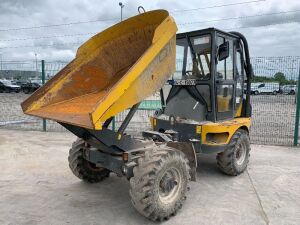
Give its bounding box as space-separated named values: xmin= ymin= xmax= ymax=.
xmin=122 ymin=9 xmax=169 ymax=21
xmin=76 ymin=9 xmax=170 ymax=58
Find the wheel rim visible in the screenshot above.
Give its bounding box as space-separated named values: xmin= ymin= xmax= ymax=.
xmin=235 ymin=142 xmax=247 ymax=166
xmin=158 ymin=167 xmax=181 ymax=204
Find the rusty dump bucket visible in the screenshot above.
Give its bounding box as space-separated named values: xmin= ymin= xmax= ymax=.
xmin=21 ymin=10 xmax=177 ymax=130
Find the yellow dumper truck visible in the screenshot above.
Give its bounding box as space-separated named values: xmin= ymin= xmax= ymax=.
xmin=22 ymin=10 xmax=252 ymax=221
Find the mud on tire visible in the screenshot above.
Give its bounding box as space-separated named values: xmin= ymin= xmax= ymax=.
xmin=217 ymin=129 xmax=250 ymax=176
xmin=129 ymin=146 xmax=190 ymax=221
xmin=68 ymin=138 xmax=110 ymax=183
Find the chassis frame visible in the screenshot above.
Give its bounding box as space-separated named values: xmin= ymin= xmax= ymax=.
xmin=60 ymin=103 xmax=197 ymax=181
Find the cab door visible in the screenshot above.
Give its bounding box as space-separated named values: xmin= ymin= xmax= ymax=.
xmin=215 ymin=35 xmax=235 ymax=121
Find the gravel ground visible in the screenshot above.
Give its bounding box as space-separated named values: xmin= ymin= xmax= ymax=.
xmin=250 ymin=95 xmax=296 ymax=146
xmin=0 ymin=93 xmax=297 ymax=145
xmin=0 ymin=129 xmax=300 ymax=225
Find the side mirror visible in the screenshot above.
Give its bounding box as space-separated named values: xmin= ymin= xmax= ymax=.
xmin=218 ymin=41 xmax=229 ymax=61
xmin=248 ymin=64 xmax=254 ymax=79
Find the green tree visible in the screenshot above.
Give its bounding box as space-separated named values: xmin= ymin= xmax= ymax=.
xmin=252 ymin=75 xmax=275 ymax=83
xmin=274 ymin=72 xmax=286 ymax=84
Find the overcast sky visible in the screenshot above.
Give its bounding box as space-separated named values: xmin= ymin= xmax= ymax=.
xmin=0 ymin=0 xmax=300 ymax=63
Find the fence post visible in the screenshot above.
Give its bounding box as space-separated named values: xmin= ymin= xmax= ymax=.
xmin=41 ymin=60 xmax=47 ymax=132
xmin=293 ymin=66 xmax=300 ymax=146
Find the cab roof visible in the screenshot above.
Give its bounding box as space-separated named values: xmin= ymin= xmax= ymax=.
xmin=176 ymin=27 xmax=240 ymax=39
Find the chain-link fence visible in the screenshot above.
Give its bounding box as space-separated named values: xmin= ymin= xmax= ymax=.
xmin=0 ymin=61 xmax=68 ymax=132
xmin=1 ymin=57 xmax=300 ymax=146
xmin=250 ymin=57 xmax=300 ymax=146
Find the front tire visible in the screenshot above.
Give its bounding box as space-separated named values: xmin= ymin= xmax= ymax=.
xmin=68 ymin=138 xmax=110 ymax=183
xmin=217 ymin=129 xmax=250 ymax=176
xmin=129 ymin=147 xmax=190 ymax=221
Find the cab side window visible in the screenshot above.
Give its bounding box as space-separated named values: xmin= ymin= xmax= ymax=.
xmin=226 ymin=40 xmax=234 ymax=80
xmin=216 ymin=37 xmax=225 ymax=80
xmin=216 ymin=36 xmax=234 ymax=119
xmin=216 ymin=37 xmax=234 ymax=80
xmin=236 ymin=48 xmax=244 ymax=111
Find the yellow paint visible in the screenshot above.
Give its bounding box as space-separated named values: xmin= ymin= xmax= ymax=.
xmin=235 ymin=103 xmax=243 ymax=117
xmin=153 ymin=118 xmax=157 ymax=127
xmin=93 ymin=34 xmax=176 ymax=126
xmin=206 ymin=132 xmax=229 ymax=144
xmin=21 ymin=10 xmax=177 ymax=130
xmin=149 ymin=117 xmax=157 ymax=129
xmin=217 ymin=96 xmax=231 ymax=112
xmin=149 ymin=117 xmax=154 ymax=128
xmin=196 ymin=126 xmax=201 ymax=134
xmin=201 ymin=117 xmax=251 ymax=145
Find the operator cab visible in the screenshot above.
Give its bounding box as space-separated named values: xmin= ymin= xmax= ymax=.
xmin=159 ymin=28 xmax=251 ymax=123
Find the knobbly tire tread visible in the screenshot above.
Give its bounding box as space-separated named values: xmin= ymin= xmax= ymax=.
xmin=68 ymin=138 xmax=110 ymax=183
xmin=129 ymin=146 xmax=190 ymax=221
xmin=216 ymin=129 xmax=250 ymax=176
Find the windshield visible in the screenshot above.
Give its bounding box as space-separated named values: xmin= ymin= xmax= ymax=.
xmin=174 ymin=34 xmax=211 ymax=80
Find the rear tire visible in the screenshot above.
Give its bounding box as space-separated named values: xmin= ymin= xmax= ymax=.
xmin=129 ymin=146 xmax=190 ymax=221
xmin=68 ymin=138 xmax=110 ymax=183
xmin=217 ymin=129 xmax=250 ymax=176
